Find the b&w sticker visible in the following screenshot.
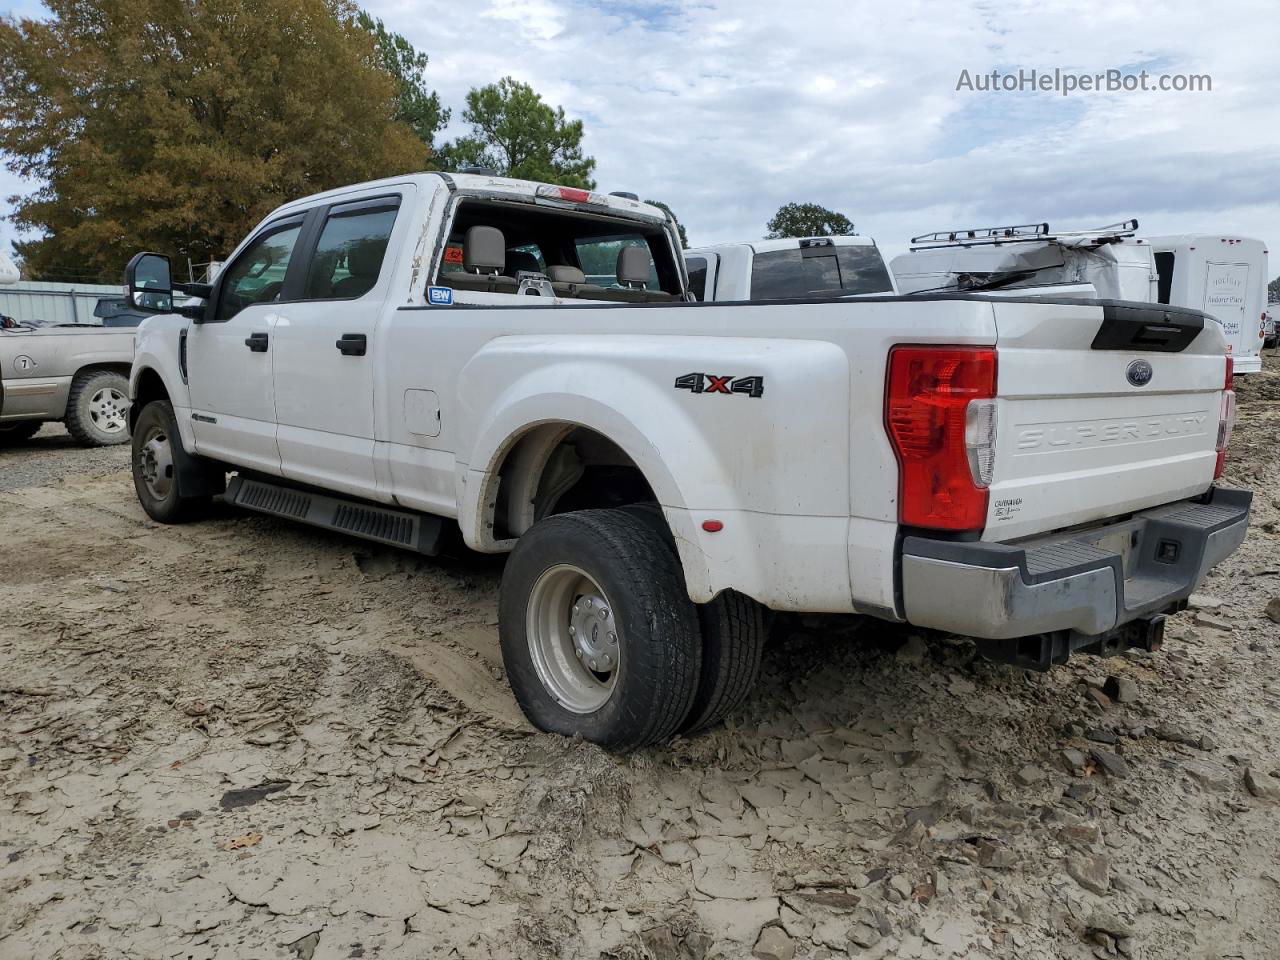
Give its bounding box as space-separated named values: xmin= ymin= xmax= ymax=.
xmin=427 ymin=286 xmax=453 ymax=306
xmin=14 ymin=355 xmax=35 ymax=371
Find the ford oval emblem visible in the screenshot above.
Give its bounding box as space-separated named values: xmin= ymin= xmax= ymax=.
xmin=1126 ymin=359 xmax=1154 ymax=387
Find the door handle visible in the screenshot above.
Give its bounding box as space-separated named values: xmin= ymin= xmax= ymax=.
xmin=336 ymin=333 xmax=367 ymax=356
xmin=244 ymin=332 xmax=269 ymax=352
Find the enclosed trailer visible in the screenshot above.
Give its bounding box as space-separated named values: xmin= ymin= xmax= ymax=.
xmin=1147 ymin=236 xmax=1268 ymax=374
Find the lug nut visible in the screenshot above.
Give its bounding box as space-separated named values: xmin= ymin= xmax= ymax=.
xmin=589 ymin=659 xmax=598 ymax=670
xmin=608 ymin=633 xmax=617 ymax=644
xmin=568 ymin=625 xmax=576 ymax=636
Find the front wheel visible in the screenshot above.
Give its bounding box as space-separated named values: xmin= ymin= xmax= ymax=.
xmin=499 ymin=508 xmax=702 ymax=751
xmin=65 ymin=370 xmax=131 ymax=446
xmin=131 ymin=400 xmax=211 ymax=523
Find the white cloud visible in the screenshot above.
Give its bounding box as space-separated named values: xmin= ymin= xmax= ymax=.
xmin=3 ymin=0 xmax=1278 ymax=267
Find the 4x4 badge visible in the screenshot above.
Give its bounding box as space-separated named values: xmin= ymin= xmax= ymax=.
xmin=1126 ymin=359 xmax=1153 ymax=387
xmin=674 ymin=373 xmax=764 ymax=398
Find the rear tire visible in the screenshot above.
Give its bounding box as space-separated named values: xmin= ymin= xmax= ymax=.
xmin=620 ymin=504 xmax=770 ymax=734
xmin=131 ymin=400 xmax=211 ymax=523
xmin=683 ymin=590 xmax=769 ymax=734
xmin=65 ymin=370 xmax=130 ymax=446
xmin=499 ymin=508 xmax=702 ymax=751
xmin=0 ymin=420 xmax=42 ymax=445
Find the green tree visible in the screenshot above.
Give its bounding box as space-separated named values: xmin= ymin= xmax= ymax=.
xmin=645 ymin=200 xmax=688 ymax=249
xmin=0 ymin=0 xmax=427 ymax=282
xmin=441 ymin=78 xmax=596 ymax=188
xmin=357 ymin=12 xmax=448 ymax=150
xmin=765 ymin=202 xmax=854 ymax=239
xmin=1269 ymin=275 xmax=1280 ymax=302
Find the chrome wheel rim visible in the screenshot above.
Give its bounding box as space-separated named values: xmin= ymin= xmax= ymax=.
xmin=89 ymin=387 xmax=128 ymax=434
xmin=527 ymin=564 xmax=620 ymax=714
xmin=137 ymin=425 xmax=174 ymax=500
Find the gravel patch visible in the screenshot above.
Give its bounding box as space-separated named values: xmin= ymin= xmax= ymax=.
xmin=0 ymin=422 xmax=129 ymax=491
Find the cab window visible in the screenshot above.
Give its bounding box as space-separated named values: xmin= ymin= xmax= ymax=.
xmin=574 ymin=235 xmax=660 ymax=289
xmin=750 ymin=244 xmax=893 ymax=300
xmin=434 ymin=199 xmax=682 ymax=302
xmin=685 ymin=256 xmax=709 ymax=301
xmin=302 ymin=197 xmax=401 ymax=301
xmin=216 ymin=218 xmax=304 ymax=322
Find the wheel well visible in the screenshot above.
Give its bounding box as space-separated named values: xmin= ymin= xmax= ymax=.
xmin=75 ymin=362 xmax=133 ymax=382
xmin=129 ymin=367 xmax=170 ymax=432
xmin=488 ymin=424 xmax=657 ymax=542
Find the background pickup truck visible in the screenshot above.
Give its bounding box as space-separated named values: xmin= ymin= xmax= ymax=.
xmin=122 ymin=172 xmax=1250 ymax=750
xmin=685 ymin=234 xmax=898 ymax=301
xmin=0 ymin=323 xmax=135 ymax=446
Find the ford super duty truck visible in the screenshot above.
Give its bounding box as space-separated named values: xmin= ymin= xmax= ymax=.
xmin=122 ymin=172 xmax=1250 ymax=750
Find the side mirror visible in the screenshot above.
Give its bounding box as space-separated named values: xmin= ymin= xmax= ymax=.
xmin=125 ymin=252 xmax=174 ymax=313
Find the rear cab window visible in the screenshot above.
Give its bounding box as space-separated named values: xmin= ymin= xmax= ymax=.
xmin=433 ymin=197 xmax=683 ymax=303
xmin=749 ymin=241 xmax=895 ymax=301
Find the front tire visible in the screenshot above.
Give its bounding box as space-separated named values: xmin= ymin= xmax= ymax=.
xmin=65 ymin=370 xmax=131 ymax=446
xmin=131 ymin=400 xmax=210 ymax=523
xmin=499 ymin=509 xmax=702 ymax=751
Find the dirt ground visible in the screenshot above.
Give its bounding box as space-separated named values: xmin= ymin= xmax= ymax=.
xmin=2 ymin=362 xmax=1279 ymax=960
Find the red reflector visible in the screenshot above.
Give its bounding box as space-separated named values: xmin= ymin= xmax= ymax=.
xmin=701 ymin=519 xmax=724 ymax=533
xmin=1224 ymin=355 xmax=1234 ymax=390
xmin=558 ymin=187 xmax=591 ymax=203
xmin=885 ymin=346 xmax=997 ymax=531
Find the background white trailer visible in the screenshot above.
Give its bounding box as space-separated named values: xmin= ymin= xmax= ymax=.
xmin=1148 ymin=235 xmax=1269 ymax=374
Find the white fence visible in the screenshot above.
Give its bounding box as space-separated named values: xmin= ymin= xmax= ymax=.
xmin=0 ymin=281 xmax=123 ymax=326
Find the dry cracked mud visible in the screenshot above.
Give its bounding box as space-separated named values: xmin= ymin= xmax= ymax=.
xmin=2 ymin=359 xmax=1279 ymax=960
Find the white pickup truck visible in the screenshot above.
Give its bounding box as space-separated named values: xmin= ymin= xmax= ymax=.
xmin=685 ymin=235 xmax=897 ymax=302
xmin=123 ymin=172 xmax=1251 ymax=750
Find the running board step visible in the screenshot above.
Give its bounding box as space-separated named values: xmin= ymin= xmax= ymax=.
xmin=225 ymin=475 xmax=445 ymax=555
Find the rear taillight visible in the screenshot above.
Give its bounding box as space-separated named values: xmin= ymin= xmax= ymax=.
xmin=886 ymin=346 xmax=997 ymax=531
xmin=1215 ymin=356 xmax=1235 ymax=479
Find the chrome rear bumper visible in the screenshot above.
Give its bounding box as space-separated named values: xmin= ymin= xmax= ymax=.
xmin=900 ymin=487 xmax=1251 ymax=641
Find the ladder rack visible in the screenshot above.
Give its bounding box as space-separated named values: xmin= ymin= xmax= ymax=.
xmin=910 ymin=219 xmax=1139 ymax=250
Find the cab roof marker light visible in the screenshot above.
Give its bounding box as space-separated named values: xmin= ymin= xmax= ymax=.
xmin=535 ymin=185 xmax=602 ymax=205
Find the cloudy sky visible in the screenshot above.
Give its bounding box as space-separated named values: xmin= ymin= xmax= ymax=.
xmin=2 ymin=0 xmax=1278 ymax=264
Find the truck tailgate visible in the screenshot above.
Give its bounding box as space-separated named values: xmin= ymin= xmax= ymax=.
xmin=987 ymin=300 xmax=1228 ymax=541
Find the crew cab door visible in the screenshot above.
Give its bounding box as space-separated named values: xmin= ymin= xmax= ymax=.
xmin=270 ymin=193 xmax=404 ymax=499
xmin=187 ymin=214 xmax=307 ymax=474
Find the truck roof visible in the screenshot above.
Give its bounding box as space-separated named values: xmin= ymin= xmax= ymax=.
xmin=689 ymin=235 xmax=876 ymax=257
xmin=270 ymin=172 xmax=669 ymax=224
xmin=1145 ymin=234 xmax=1268 ymax=252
